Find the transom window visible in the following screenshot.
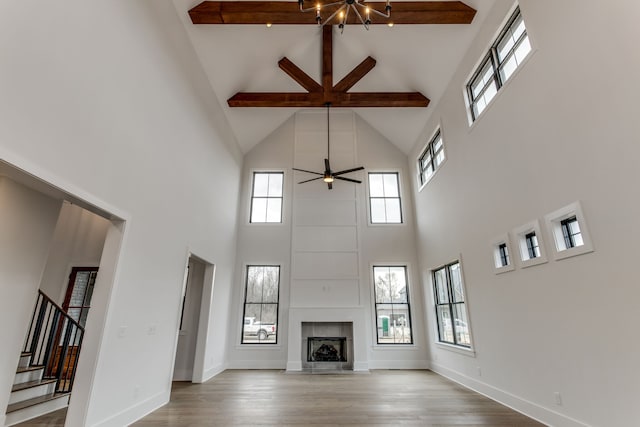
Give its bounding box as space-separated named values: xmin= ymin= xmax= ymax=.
xmin=250 ymin=172 xmax=283 ymax=223
xmin=561 ymin=216 xmax=583 ymax=249
xmin=241 ymin=266 xmax=280 ymax=344
xmin=467 ymin=7 xmax=531 ymax=121
xmin=373 ymin=266 xmax=413 ymax=344
xmin=368 ymin=172 xmax=402 ymax=224
xmin=418 ymin=129 xmax=445 ymax=186
xmin=433 ymin=261 xmax=471 ymax=348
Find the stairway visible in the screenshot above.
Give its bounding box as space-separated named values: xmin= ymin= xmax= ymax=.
xmin=5 ymin=352 xmax=70 ymax=426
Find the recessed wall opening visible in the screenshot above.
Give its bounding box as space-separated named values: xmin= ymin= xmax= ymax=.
xmin=301 ymin=322 xmax=353 ymax=372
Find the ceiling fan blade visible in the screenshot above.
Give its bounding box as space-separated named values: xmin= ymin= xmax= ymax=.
xmin=324 ymin=158 xmax=331 ymax=173
xmin=335 ymin=176 xmax=362 ymax=184
xmin=328 ymin=182 xmax=333 ymax=190
xmin=293 ymin=167 xmax=323 ymax=176
xmin=298 ymin=176 xmax=323 ymax=184
xmin=333 ymin=166 xmax=365 ymax=176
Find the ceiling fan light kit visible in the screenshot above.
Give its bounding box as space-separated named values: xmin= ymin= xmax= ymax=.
xmin=298 ymin=0 xmax=392 ymax=32
xmin=293 ymin=103 xmax=365 ymax=190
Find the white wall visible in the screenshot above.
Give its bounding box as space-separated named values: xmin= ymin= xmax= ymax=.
xmin=229 ymin=110 xmax=428 ymax=370
xmin=0 ymin=178 xmax=62 ymax=427
xmin=39 ymin=202 xmax=110 ymax=303
xmin=409 ymin=1 xmax=640 ymax=426
xmin=0 ymin=1 xmax=242 ymax=426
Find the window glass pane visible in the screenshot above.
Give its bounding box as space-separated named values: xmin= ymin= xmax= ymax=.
xmin=453 ymin=304 xmax=471 ymax=346
xmin=370 ymin=199 xmax=387 ymax=223
xmin=246 ymin=267 xmax=264 ymax=303
xmin=373 ymin=267 xmax=391 ymax=303
xmin=382 ymin=174 xmax=399 ymax=197
xmin=483 ymin=81 xmax=498 ymax=105
xmin=433 ymin=136 xmax=443 ymax=153
xmin=437 ymin=306 xmax=453 ymax=343
xmin=500 ymin=56 xmax=518 ymax=81
xmin=389 ymin=267 xmax=407 ymax=303
xmin=253 ymin=174 xmax=269 ymax=197
xmin=261 ymin=266 xmax=279 ymax=303
xmin=384 ymin=199 xmax=402 ymax=223
xmin=512 ymin=16 xmax=526 ymax=40
xmin=449 ymin=263 xmax=464 ymax=302
xmin=250 ymin=198 xmax=267 ymax=223
xmin=267 ymin=173 xmax=283 ymax=197
xmin=368 ymin=174 xmax=384 ymax=197
xmin=265 ymin=199 xmax=282 ymax=223
xmin=434 ymin=268 xmax=449 ymax=304
xmin=497 ymin=32 xmax=515 ymax=61
xmin=376 ymin=303 xmax=412 ymax=344
xmin=514 ymin=36 xmax=531 ymax=63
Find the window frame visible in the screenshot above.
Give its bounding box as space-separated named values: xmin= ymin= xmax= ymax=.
xmin=417 ymin=128 xmax=446 ymax=188
xmin=432 ymin=260 xmax=472 ymax=349
xmin=466 ymin=6 xmax=531 ymax=122
xmin=367 ymin=172 xmax=404 ymax=225
xmin=544 ymin=201 xmax=594 ymax=260
xmin=249 ymin=171 xmax=284 ymax=224
xmin=491 ymin=234 xmax=514 ymax=274
xmin=372 ymin=265 xmax=414 ymax=345
xmin=513 ymin=220 xmax=548 ymax=268
xmin=240 ymin=265 xmax=281 ymax=345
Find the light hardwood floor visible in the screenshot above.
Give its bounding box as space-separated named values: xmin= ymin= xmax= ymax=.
xmin=19 ymin=370 xmax=545 ymax=426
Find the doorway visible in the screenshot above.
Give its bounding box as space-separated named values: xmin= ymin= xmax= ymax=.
xmin=173 ymin=256 xmax=210 ymax=382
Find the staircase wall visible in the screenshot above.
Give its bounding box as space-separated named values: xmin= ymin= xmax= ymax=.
xmin=0 ymin=178 xmax=62 ymax=427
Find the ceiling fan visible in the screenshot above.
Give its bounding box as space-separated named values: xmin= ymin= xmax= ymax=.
xmin=293 ymin=103 xmax=364 ymax=190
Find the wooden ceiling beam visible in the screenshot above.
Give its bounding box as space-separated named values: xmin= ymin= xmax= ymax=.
xmin=333 ymin=56 xmax=376 ymax=93
xmin=189 ymin=1 xmax=476 ymax=25
xmin=278 ymin=57 xmax=322 ymax=92
xmin=227 ymin=92 xmax=429 ymax=108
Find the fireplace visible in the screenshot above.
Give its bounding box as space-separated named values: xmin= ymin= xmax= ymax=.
xmin=307 ymin=337 xmax=346 ymax=362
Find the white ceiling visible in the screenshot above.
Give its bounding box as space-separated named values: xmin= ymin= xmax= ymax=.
xmin=172 ymin=0 xmax=495 ymax=154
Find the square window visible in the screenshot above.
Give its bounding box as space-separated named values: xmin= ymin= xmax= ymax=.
xmin=250 ymin=172 xmax=283 ymax=223
xmin=491 ymin=234 xmax=515 ymax=274
xmin=544 ymin=201 xmax=594 ymax=260
xmin=368 ymin=172 xmax=403 ymax=224
xmin=513 ymin=220 xmax=548 ymax=268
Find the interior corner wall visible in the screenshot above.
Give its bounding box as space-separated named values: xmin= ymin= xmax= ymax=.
xmin=0 ymin=2 xmax=242 ymax=426
xmin=408 ymin=1 xmax=640 ymax=426
xmin=39 ymin=202 xmax=110 ymax=303
xmin=0 ymin=178 xmax=63 ymax=426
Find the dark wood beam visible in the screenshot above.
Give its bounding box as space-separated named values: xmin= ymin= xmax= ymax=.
xmin=333 ymin=56 xmax=376 ymax=93
xmin=189 ymin=1 xmax=476 ymax=25
xmin=278 ymin=57 xmax=322 ymax=92
xmin=322 ymin=26 xmax=333 ymax=97
xmin=227 ymin=92 xmax=429 ymax=107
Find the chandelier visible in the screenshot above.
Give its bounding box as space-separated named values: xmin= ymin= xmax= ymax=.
xmin=298 ymin=0 xmax=392 ymax=32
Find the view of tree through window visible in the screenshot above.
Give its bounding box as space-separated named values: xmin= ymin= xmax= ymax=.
xmin=373 ymin=266 xmax=413 ymax=344
xmin=241 ymin=265 xmax=280 ymax=344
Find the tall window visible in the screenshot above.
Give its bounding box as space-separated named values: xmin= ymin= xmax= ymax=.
xmin=241 ymin=266 xmax=280 ymax=344
xmin=250 ymin=172 xmax=283 ymax=223
xmin=369 ymin=172 xmax=402 ymax=224
xmin=433 ymin=261 xmax=471 ymax=348
xmin=498 ymin=243 xmax=509 ymax=267
xmin=418 ymin=129 xmax=445 ymax=186
xmin=525 ymin=231 xmax=540 ymax=259
xmin=373 ymin=266 xmax=413 ymax=344
xmin=467 ymin=7 xmax=531 ymax=121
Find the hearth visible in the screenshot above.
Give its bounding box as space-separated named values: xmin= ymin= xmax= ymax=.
xmin=307 ymin=337 xmax=346 ymax=362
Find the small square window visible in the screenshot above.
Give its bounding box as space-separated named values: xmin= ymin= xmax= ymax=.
xmin=544 ymin=201 xmax=594 ymax=260
xmin=513 ymin=220 xmax=548 ymax=268
xmin=491 ymin=234 xmax=514 ymax=274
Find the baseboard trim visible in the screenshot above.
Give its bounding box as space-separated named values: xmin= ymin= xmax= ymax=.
xmin=91 ymin=389 xmax=168 ymax=427
xmin=430 ymin=362 xmax=591 ymax=427
xmin=225 ymin=360 xmax=286 ymax=370
xmin=199 ymin=363 xmax=226 ymax=383
xmin=367 ymin=360 xmax=429 ymax=370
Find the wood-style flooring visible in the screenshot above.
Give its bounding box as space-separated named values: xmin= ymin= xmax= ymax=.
xmin=18 ymin=370 xmax=545 ymax=426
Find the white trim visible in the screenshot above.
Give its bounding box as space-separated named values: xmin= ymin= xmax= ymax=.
xmin=512 ymin=219 xmax=548 ymax=268
xmin=543 ymin=201 xmax=594 ymax=260
xmin=434 ymin=342 xmax=476 ymax=357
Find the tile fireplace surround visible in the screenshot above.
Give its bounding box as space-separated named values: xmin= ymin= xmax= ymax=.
xmin=286 ymin=307 xmax=369 ymax=372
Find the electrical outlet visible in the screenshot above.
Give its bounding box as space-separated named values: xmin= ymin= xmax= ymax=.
xmin=553 ymin=392 xmax=562 ymax=406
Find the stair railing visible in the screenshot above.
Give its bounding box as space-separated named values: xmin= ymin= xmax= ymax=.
xmin=23 ymin=290 xmax=85 ymax=393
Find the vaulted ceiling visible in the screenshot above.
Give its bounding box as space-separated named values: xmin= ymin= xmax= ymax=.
xmin=172 ymin=0 xmax=495 ymax=154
